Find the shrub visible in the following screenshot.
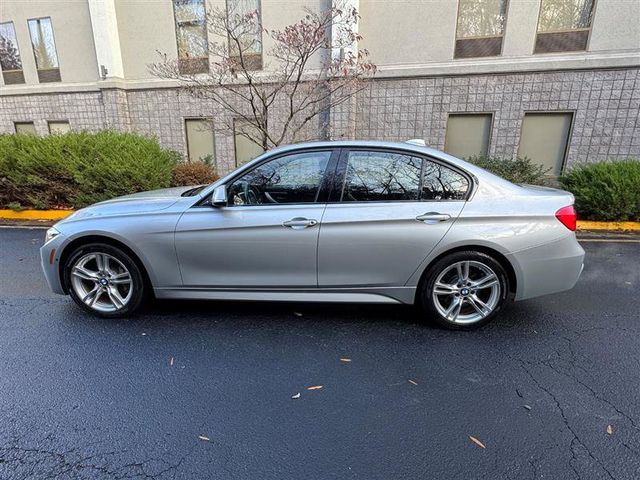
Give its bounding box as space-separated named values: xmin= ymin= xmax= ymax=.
xmin=0 ymin=131 xmax=179 ymax=209
xmin=466 ymin=156 xmax=550 ymax=185
xmin=560 ymin=159 xmax=640 ymax=221
xmin=171 ymin=161 xmax=219 ymax=187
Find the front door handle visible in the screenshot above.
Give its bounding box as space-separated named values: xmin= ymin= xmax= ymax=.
xmin=416 ymin=212 xmax=451 ymax=224
xmin=283 ymin=217 xmax=318 ymax=230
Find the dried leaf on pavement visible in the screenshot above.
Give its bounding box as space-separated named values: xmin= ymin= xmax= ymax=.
xmin=291 ymin=392 xmax=301 ymax=399
xmin=523 ymin=405 xmax=532 ymax=410
xmin=169 ymin=356 xmax=174 ymax=366
xmin=607 ymin=425 xmax=613 ymax=435
xmin=408 ymin=379 xmax=418 ymax=386
xmin=469 ymin=436 xmax=486 ymax=449
xmin=340 ymin=358 xmax=352 ymax=363
xmin=198 ymin=435 xmax=210 ymax=442
xmin=307 ymin=385 xmax=323 ymax=390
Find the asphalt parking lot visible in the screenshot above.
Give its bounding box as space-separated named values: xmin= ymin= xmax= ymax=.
xmin=1 ymin=227 xmax=639 ymax=480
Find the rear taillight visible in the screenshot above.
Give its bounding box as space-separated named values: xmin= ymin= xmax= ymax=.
xmin=556 ymin=205 xmax=577 ymax=231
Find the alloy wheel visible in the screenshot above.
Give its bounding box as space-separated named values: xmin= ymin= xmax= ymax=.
xmin=69 ymin=252 xmax=133 ymax=313
xmin=431 ymin=260 xmax=501 ymax=325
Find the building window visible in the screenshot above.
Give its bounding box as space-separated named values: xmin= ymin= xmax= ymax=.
xmin=518 ymin=112 xmax=573 ymax=176
xmin=27 ymin=17 xmax=61 ymax=83
xmin=185 ymin=119 xmax=216 ymax=163
xmin=48 ymin=121 xmax=70 ymax=134
xmin=14 ymin=122 xmax=37 ymax=134
xmin=444 ymin=113 xmax=492 ymax=159
xmin=454 ymin=0 xmax=508 ymax=58
xmin=234 ymin=119 xmax=265 ymax=166
xmin=226 ymin=0 xmax=263 ymax=70
xmin=173 ymin=0 xmax=209 ymax=74
xmin=0 ymin=22 xmax=25 ymax=85
xmin=535 ymin=0 xmax=595 ymax=53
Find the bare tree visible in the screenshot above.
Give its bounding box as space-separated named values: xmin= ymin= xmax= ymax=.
xmin=150 ymin=2 xmax=376 ymax=152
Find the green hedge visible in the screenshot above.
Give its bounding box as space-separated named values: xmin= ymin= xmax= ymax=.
xmin=0 ymin=131 xmax=179 ymax=209
xmin=467 ymin=155 xmax=550 ymax=185
xmin=560 ymin=159 xmax=640 ymax=221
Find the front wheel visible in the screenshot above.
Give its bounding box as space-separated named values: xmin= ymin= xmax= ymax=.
xmin=64 ymin=243 xmax=145 ymax=318
xmin=420 ymin=251 xmax=509 ymax=330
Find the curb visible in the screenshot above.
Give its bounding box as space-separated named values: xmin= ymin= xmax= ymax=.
xmin=1 ymin=209 xmax=639 ymax=231
xmin=0 ymin=209 xmax=73 ymax=221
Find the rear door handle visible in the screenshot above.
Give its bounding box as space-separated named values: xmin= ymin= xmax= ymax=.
xmin=283 ymin=217 xmax=318 ymax=230
xmin=416 ymin=212 xmax=451 ymax=223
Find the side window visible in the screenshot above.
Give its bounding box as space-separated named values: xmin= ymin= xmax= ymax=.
xmin=228 ymin=151 xmax=331 ymax=206
xmin=341 ymin=151 xmax=421 ymax=202
xmin=421 ymin=160 xmax=469 ymax=200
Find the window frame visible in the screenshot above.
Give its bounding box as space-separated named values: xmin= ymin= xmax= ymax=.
xmin=517 ymin=110 xmax=575 ymax=176
xmin=184 ymin=117 xmax=216 ymax=164
xmin=172 ymin=0 xmax=210 ymax=74
xmin=453 ymin=0 xmax=510 ymax=59
xmin=225 ymin=0 xmax=263 ymax=71
xmin=27 ymin=16 xmax=61 ymax=82
xmin=444 ymin=111 xmax=494 ymax=159
xmin=14 ymin=121 xmax=37 ymax=134
xmin=0 ymin=21 xmax=25 ymax=84
xmin=47 ymin=120 xmax=70 ymax=134
xmin=330 ymin=147 xmax=474 ymax=204
xmin=196 ymin=147 xmax=341 ymax=208
xmin=533 ymin=0 xmax=597 ymax=54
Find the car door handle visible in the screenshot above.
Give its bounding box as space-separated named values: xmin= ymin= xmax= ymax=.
xmin=283 ymin=217 xmax=318 ymax=229
xmin=416 ymin=212 xmax=451 ymax=223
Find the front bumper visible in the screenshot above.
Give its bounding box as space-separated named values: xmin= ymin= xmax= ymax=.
xmin=508 ymin=234 xmax=585 ymax=301
xmin=40 ymin=234 xmax=66 ymax=295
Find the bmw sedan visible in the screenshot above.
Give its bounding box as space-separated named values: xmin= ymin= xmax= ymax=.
xmin=41 ymin=140 xmax=584 ymax=329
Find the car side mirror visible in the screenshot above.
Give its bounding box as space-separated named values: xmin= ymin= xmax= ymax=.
xmin=211 ymin=185 xmax=227 ymax=207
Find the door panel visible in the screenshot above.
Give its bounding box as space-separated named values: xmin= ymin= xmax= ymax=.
xmin=175 ymin=204 xmax=325 ymax=287
xmin=318 ymin=202 xmax=464 ymax=287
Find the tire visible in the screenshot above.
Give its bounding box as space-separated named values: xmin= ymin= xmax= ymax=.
xmin=63 ymin=243 xmax=146 ymax=318
xmin=419 ymin=251 xmax=509 ymax=330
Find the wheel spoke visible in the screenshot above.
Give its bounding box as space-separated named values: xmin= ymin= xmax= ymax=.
xmin=467 ymin=294 xmax=491 ymax=318
xmin=456 ymin=261 xmax=469 ymax=283
xmin=434 ymin=282 xmax=457 ymax=295
xmin=107 ymin=287 xmax=125 ymax=309
xmin=445 ymin=297 xmax=463 ymax=322
xmin=471 ymin=274 xmax=499 ymax=290
xmin=95 ymin=254 xmax=106 ymax=272
xmin=82 ymin=286 xmax=101 ymax=306
xmin=72 ymin=266 xmax=99 ymax=282
xmin=110 ymin=272 xmax=131 ymax=285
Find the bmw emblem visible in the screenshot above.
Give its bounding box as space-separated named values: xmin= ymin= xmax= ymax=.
xmin=461 ymin=287 xmax=470 ymax=296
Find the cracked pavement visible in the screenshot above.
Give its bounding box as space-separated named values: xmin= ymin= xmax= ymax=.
xmin=0 ymin=227 xmax=639 ymax=479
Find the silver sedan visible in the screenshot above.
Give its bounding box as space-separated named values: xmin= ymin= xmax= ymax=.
xmin=40 ymin=140 xmax=584 ymax=329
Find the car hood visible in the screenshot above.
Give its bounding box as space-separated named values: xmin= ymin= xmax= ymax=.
xmin=57 ymin=185 xmax=201 ymax=224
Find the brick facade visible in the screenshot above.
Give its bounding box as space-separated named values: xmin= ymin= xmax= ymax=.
xmin=1 ymin=67 xmax=638 ymax=174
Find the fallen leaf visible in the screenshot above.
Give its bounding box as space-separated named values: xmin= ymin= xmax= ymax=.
xmin=607 ymin=425 xmax=613 ymax=435
xmin=307 ymin=385 xmax=323 ymax=390
xmin=291 ymin=392 xmax=301 ymax=399
xmin=198 ymin=435 xmax=210 ymax=442
xmin=523 ymin=405 xmax=532 ymax=411
xmin=141 ymin=333 xmax=147 ymax=336
xmin=340 ymin=358 xmax=352 ymax=363
xmin=469 ymin=436 xmax=486 ymax=449
xmin=293 ymin=312 xmax=303 ymax=317
xmin=169 ymin=357 xmax=174 ymax=366
xmin=408 ymin=379 xmax=418 ymax=386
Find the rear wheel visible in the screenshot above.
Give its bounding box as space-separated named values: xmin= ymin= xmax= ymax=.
xmin=420 ymin=251 xmax=509 ymax=330
xmin=64 ymin=243 xmax=145 ymax=317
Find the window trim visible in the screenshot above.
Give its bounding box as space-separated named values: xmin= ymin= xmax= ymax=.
xmin=184 ymin=117 xmax=216 ymax=165
xmin=453 ymin=0 xmax=510 ymax=59
xmin=532 ymin=0 xmax=598 ymax=54
xmin=330 ymin=147 xmax=474 ymax=204
xmin=225 ymin=0 xmax=264 ymax=70
xmin=172 ymin=0 xmax=210 ymax=73
xmin=26 ymin=16 xmax=61 ymax=80
xmin=0 ymin=21 xmax=24 ymax=73
xmin=444 ymin=111 xmax=494 ymax=159
xmin=196 ymin=147 xmax=341 ymax=208
xmin=516 ymin=110 xmax=575 ymax=176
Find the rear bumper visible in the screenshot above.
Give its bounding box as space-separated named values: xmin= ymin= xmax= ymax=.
xmin=507 ymin=234 xmax=585 ymax=301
